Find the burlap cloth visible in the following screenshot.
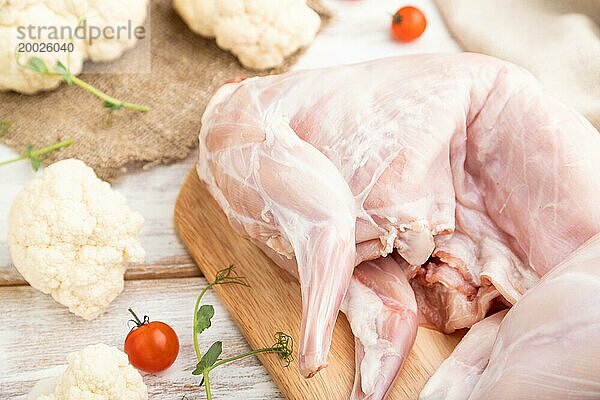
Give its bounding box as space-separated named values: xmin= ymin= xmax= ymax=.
xmin=0 ymin=0 xmax=330 ymax=180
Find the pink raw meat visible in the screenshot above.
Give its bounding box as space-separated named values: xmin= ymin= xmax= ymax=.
xmin=422 ymin=234 xmax=600 ymax=399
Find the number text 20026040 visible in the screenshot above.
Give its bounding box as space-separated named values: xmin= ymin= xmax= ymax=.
xmin=18 ymin=42 xmax=75 ymax=53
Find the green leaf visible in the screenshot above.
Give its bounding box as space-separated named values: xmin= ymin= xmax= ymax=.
xmin=0 ymin=121 xmax=10 ymax=138
xmin=27 ymin=57 xmax=48 ymax=74
xmin=54 ymin=62 xmax=73 ymax=85
xmin=192 ymin=341 xmax=222 ymax=375
xmin=195 ymin=304 xmax=215 ymax=335
xmin=24 ymin=145 xmax=41 ymax=171
xmin=103 ymin=101 xmax=123 ymax=111
xmin=30 ymin=157 xmax=42 ymax=171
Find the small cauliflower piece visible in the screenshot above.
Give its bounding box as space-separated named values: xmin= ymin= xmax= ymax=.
xmin=173 ymin=0 xmax=321 ymax=70
xmin=67 ymin=0 xmax=149 ymax=63
xmin=0 ymin=0 xmax=149 ymax=94
xmin=0 ymin=1 xmax=85 ymax=93
xmin=7 ymin=159 xmax=145 ymax=320
xmin=34 ymin=344 xmax=148 ymax=400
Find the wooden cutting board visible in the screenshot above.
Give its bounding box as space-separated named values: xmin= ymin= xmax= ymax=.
xmin=174 ymin=169 xmax=463 ymax=399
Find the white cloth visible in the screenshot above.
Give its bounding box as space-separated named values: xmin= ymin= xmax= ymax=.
xmin=436 ymin=0 xmax=600 ymax=129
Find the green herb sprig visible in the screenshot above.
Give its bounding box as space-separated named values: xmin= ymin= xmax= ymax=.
xmin=26 ymin=57 xmax=149 ymax=113
xmin=0 ymin=138 xmax=73 ymax=171
xmin=191 ymin=266 xmax=293 ymax=400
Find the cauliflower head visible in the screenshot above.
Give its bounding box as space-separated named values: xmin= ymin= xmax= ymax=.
xmin=173 ymin=0 xmax=321 ymax=70
xmin=0 ymin=0 xmax=149 ymax=94
xmin=35 ymin=343 xmax=148 ymax=400
xmin=7 ymin=159 xmax=145 ymax=320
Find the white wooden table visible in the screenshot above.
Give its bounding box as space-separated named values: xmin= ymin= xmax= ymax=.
xmin=0 ymin=1 xmax=458 ymax=398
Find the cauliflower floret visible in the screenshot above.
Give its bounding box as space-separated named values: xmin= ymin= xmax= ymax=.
xmin=69 ymin=0 xmax=149 ymax=63
xmin=0 ymin=0 xmax=148 ymax=94
xmin=0 ymin=1 xmax=85 ymax=93
xmin=7 ymin=159 xmax=145 ymax=320
xmin=173 ymin=0 xmax=321 ymax=70
xmin=34 ymin=344 xmax=148 ymax=400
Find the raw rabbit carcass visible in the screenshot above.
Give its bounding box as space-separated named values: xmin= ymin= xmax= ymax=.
xmin=197 ymin=53 xmax=600 ymax=398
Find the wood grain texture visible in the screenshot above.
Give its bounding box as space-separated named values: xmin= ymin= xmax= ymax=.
xmin=0 ymin=255 xmax=200 ymax=287
xmin=0 ymin=278 xmax=281 ymax=400
xmin=174 ymin=170 xmax=463 ymax=400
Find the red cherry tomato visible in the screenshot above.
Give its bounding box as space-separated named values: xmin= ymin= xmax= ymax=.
xmin=124 ymin=309 xmax=179 ymax=373
xmin=391 ymin=6 xmax=427 ymax=42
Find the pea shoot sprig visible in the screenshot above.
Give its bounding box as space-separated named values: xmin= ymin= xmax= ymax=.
xmin=26 ymin=57 xmax=149 ymax=113
xmin=191 ymin=266 xmax=294 ymax=400
xmin=0 ymin=122 xmax=73 ymax=171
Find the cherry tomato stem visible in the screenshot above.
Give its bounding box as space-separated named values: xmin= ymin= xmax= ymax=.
xmin=128 ymin=308 xmax=145 ymax=326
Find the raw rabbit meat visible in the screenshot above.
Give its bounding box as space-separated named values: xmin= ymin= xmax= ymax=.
xmin=197 ymin=53 xmax=600 ymax=398
xmin=423 ymin=234 xmax=600 ymax=399
xmin=257 ymin=239 xmax=419 ymax=400
xmin=469 ymin=234 xmax=600 ymax=399
xmin=341 ymin=256 xmax=418 ymax=400
xmin=419 ymin=310 xmax=508 ymax=400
